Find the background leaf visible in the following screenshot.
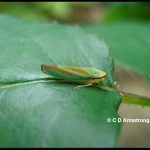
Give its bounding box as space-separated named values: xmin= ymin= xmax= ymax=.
xmin=82 ymin=22 xmax=150 ymax=77
xmin=0 ymin=15 xmax=121 ymax=147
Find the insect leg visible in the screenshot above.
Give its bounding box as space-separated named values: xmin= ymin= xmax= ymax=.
xmin=75 ymin=83 xmax=93 ymax=88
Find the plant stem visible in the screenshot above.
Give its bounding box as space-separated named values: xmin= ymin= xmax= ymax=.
xmin=120 ymin=90 xmax=150 ymax=107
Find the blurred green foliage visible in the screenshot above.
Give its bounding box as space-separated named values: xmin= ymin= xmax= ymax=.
xmin=0 ymin=2 xmax=149 ymax=23
xmin=0 ymin=2 xmax=150 ymax=23
xmin=105 ymin=2 xmax=150 ymax=22
xmin=0 ymin=2 xmax=99 ymax=22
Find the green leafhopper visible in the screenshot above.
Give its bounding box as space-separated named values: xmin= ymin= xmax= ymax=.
xmin=41 ymin=65 xmax=106 ymax=87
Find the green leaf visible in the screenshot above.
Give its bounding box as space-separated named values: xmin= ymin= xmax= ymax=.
xmin=0 ymin=15 xmax=121 ymax=147
xmin=82 ymin=22 xmax=150 ymax=77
